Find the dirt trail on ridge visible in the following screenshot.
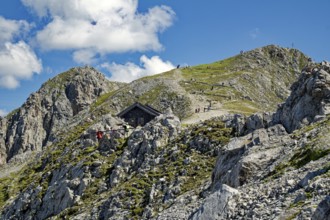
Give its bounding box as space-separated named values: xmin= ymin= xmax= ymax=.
xmin=172 ymin=69 xmax=229 ymax=124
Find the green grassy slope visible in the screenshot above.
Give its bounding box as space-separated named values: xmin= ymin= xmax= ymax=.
xmin=91 ymin=45 xmax=309 ymax=118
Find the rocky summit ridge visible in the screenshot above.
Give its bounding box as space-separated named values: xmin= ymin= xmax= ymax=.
xmin=0 ymin=45 xmax=329 ymax=220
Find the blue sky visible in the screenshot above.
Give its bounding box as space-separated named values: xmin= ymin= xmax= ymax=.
xmin=0 ymin=0 xmax=329 ymax=116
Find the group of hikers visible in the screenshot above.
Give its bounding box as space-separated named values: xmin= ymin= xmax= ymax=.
xmin=194 ymin=106 xmax=212 ymax=113
xmin=195 ymin=108 xmax=201 ymax=113
xmin=96 ymin=124 xmax=131 ymax=141
xmin=195 ymin=102 xmax=212 ymax=114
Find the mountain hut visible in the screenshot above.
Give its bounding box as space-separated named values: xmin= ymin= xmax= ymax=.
xmin=117 ymin=102 xmax=162 ymax=127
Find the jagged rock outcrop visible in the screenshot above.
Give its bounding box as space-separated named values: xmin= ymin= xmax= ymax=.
xmin=189 ymin=184 xmax=240 ymax=220
xmin=191 ymin=115 xmax=330 ymax=219
xmin=190 ymin=61 xmax=330 ymax=220
xmin=312 ymin=195 xmax=330 ymax=220
xmin=99 ymin=113 xmax=182 ymax=218
xmin=212 ymin=124 xmax=289 ymax=188
xmin=0 ymin=117 xmax=6 ymax=165
xmin=273 ymin=62 xmax=330 ymax=132
xmin=221 ymin=112 xmax=273 ymax=137
xmin=113 ymin=112 xmax=180 ymax=176
xmin=1 ymin=113 xmax=123 ymax=219
xmin=221 ymin=61 xmax=330 ymax=136
xmin=2 ymin=163 xmax=91 ymax=220
xmin=1 ymin=66 xmax=123 ymax=164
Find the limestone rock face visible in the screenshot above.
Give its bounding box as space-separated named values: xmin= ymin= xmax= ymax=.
xmin=200 ymin=62 xmax=330 ymax=219
xmin=2 ymin=67 xmax=121 ymax=164
xmin=312 ymin=196 xmax=330 ymax=220
xmin=0 ymin=117 xmax=6 ymax=165
xmin=212 ymin=124 xmax=289 ymax=188
xmin=222 ymin=112 xmax=273 ymax=137
xmin=109 ymin=113 xmax=181 ymax=188
xmin=96 ymin=113 xmax=182 ymax=219
xmin=190 ymin=184 xmax=240 ymax=220
xmin=272 ymin=64 xmax=330 ymax=132
xmin=220 ymin=62 xmax=330 ymax=139
xmin=2 ymin=163 xmax=91 ymax=219
xmin=205 ymin=117 xmax=330 ymax=219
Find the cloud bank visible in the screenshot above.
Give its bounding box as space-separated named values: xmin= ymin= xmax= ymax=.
xmin=22 ymin=0 xmax=175 ymax=64
xmin=0 ymin=109 xmax=7 ymax=117
xmin=0 ymin=1 xmax=175 ymax=88
xmin=101 ymin=55 xmax=175 ymax=82
xmin=0 ymin=16 xmax=42 ymax=89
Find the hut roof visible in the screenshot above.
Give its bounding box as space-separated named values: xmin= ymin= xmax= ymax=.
xmin=117 ymin=102 xmax=161 ymax=118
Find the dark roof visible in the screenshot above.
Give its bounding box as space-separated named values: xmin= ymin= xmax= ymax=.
xmin=117 ymin=102 xmax=162 ymax=117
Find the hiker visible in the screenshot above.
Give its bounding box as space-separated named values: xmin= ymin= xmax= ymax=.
xmin=123 ymin=124 xmax=130 ymax=137
xmin=105 ymin=125 xmax=111 ymax=131
xmin=96 ymin=130 xmax=104 ymax=141
xmin=177 ymin=64 xmax=180 ymax=69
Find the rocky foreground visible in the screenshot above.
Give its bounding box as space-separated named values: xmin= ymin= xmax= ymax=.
xmin=0 ymin=49 xmax=329 ymax=219
xmin=158 ymin=61 xmax=330 ymax=219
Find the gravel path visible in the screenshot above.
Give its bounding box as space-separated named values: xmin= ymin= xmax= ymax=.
xmin=171 ymin=69 xmax=230 ymax=124
xmin=182 ymin=107 xmax=229 ymax=125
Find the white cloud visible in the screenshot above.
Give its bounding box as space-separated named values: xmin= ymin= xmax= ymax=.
xmin=0 ymin=109 xmax=8 ymax=117
xmin=249 ymin=28 xmax=260 ymax=39
xmin=73 ymin=49 xmax=97 ymax=64
xmin=0 ymin=16 xmax=41 ymax=89
xmin=101 ymin=55 xmax=174 ymax=82
xmin=0 ymin=41 xmax=42 ymax=89
xmin=0 ymin=16 xmax=31 ymax=44
xmin=22 ymin=0 xmax=175 ymax=62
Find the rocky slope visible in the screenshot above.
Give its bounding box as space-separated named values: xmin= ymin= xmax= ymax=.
xmin=1 ymin=45 xmax=329 ymax=220
xmin=0 ymin=66 xmax=124 ymax=165
xmin=273 ymin=61 xmax=330 ymax=132
xmin=151 ymin=61 xmax=330 ymax=220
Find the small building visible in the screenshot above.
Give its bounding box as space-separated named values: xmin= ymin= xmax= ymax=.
xmin=117 ymin=102 xmax=162 ymax=127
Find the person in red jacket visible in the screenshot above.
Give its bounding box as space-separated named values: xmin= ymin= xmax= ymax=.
xmin=96 ymin=130 xmax=103 ymax=141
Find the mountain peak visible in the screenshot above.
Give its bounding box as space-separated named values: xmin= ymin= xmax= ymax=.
xmin=1 ymin=66 xmax=123 ymax=165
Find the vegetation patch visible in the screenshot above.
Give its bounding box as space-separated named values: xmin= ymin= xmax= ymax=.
xmin=90 ymin=90 xmax=117 ymax=110
xmin=191 ymin=120 xmax=232 ymax=145
xmin=222 ymin=100 xmax=260 ymax=115
xmin=289 ymin=146 xmax=330 ymax=169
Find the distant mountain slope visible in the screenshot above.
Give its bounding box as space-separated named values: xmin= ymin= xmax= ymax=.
xmin=91 ymin=45 xmax=309 ymax=122
xmin=180 ymin=45 xmax=308 ymax=113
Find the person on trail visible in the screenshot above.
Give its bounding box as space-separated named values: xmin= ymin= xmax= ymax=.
xmin=123 ymin=124 xmax=130 ymax=137
xmin=124 ymin=124 xmax=130 ymax=132
xmin=96 ymin=130 xmax=103 ymax=141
